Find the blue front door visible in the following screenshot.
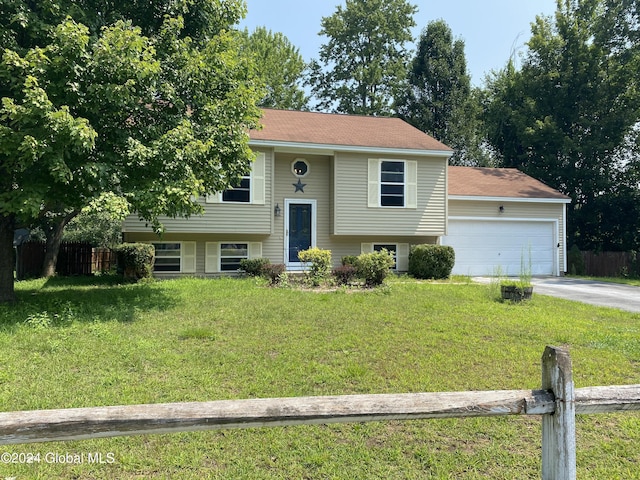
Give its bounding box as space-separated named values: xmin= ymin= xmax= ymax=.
xmin=288 ymin=203 xmax=312 ymax=263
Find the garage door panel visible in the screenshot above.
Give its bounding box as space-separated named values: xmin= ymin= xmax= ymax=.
xmin=442 ymin=220 xmax=555 ymax=276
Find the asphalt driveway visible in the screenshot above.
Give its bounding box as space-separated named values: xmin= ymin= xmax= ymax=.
xmin=529 ymin=277 xmax=640 ymax=313
xmin=473 ymin=277 xmax=640 ymax=312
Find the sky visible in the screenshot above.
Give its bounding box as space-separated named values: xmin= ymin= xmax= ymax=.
xmin=239 ymin=0 xmax=559 ymax=86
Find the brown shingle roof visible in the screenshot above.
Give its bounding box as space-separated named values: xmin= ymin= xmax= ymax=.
xmin=449 ymin=166 xmax=570 ymax=200
xmin=249 ymin=108 xmax=452 ymax=152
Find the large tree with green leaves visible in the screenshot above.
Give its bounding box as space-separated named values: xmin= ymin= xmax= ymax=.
xmin=307 ymin=0 xmax=417 ymax=115
xmin=398 ymin=19 xmax=489 ymax=165
xmin=0 ymin=0 xmax=262 ymax=304
xmin=482 ymin=0 xmax=640 ymax=251
xmin=238 ymin=26 xmax=308 ymax=110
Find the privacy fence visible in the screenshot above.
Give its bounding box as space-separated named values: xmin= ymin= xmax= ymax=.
xmin=0 ymin=346 xmax=638 ymax=479
xmin=579 ymin=251 xmax=639 ymax=277
xmin=15 ymin=242 xmax=115 ymax=279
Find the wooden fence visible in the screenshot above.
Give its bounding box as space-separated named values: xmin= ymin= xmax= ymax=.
xmin=0 ymin=346 xmax=638 ymax=479
xmin=581 ymin=251 xmax=639 ymax=277
xmin=15 ymin=242 xmax=115 ymax=279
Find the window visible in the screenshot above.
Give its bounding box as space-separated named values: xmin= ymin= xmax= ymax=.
xmin=374 ymin=244 xmax=397 ymax=270
xmin=222 ymin=175 xmax=251 ymax=203
xmin=292 ymin=159 xmax=309 ymax=177
xmin=220 ymin=243 xmax=249 ymax=271
xmin=380 ymin=161 xmax=405 ymax=207
xmin=152 ymin=243 xmax=181 ymax=272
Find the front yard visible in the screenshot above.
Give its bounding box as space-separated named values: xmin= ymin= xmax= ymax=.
xmin=0 ymin=276 xmax=638 ymax=479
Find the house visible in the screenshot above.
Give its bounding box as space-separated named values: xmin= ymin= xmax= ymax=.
xmin=122 ymin=109 xmax=570 ymax=276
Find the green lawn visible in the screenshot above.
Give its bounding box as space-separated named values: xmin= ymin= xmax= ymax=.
xmin=0 ymin=276 xmax=638 ymax=479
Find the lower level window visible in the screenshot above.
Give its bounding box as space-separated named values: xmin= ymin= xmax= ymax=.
xmin=374 ymin=244 xmax=397 ymax=270
xmin=220 ymin=243 xmax=249 ymax=271
xmin=153 ymin=243 xmax=181 ymax=272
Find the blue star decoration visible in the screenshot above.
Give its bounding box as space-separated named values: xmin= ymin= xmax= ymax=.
xmin=293 ymin=178 xmax=307 ymax=193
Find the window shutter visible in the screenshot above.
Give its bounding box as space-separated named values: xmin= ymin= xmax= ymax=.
xmin=361 ymin=243 xmax=374 ymax=254
xmin=205 ymin=194 xmax=221 ymax=203
xmin=182 ymin=242 xmax=197 ymax=273
xmin=367 ymin=159 xmax=379 ymax=208
xmin=205 ymin=242 xmax=219 ymax=273
xmin=252 ymin=152 xmax=266 ymax=205
xmin=397 ymin=243 xmax=410 ymax=272
xmin=249 ymin=242 xmax=262 ymax=258
xmin=406 ymin=160 xmax=417 ymax=209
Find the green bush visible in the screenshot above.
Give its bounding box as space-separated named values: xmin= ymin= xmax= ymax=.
xmin=408 ymin=244 xmax=455 ymax=280
xmin=114 ymin=243 xmax=155 ymax=280
xmin=341 ymin=255 xmax=358 ymax=267
xmin=239 ymin=257 xmax=271 ymax=277
xmin=568 ymin=245 xmax=585 ymax=276
xmin=355 ymin=249 xmax=395 ymax=286
xmin=298 ymin=247 xmax=332 ymax=285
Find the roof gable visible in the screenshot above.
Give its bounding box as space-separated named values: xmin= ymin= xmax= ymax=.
xmin=448 ymin=167 xmax=570 ymax=201
xmin=249 ymin=109 xmax=452 ymax=153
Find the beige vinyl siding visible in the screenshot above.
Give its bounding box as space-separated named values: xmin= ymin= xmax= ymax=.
xmin=123 ymin=232 xmax=268 ymax=276
xmin=448 ymin=199 xmax=567 ymax=272
xmin=261 ymin=153 xmax=332 ymax=264
xmin=122 ymin=151 xmax=273 ymax=235
xmin=328 ymin=236 xmax=437 ymax=270
xmin=334 ymin=152 xmax=447 ymax=236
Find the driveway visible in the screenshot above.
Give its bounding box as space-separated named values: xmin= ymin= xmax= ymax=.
xmin=529 ymin=277 xmax=640 ymax=313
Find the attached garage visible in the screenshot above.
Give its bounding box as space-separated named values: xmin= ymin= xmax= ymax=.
xmin=442 ymin=219 xmax=557 ymax=276
xmin=444 ymin=167 xmax=571 ymax=277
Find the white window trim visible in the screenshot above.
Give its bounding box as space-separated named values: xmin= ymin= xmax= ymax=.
xmin=205 ymin=241 xmax=263 ymax=273
xmin=205 ymin=152 xmax=265 ymax=205
xmin=149 ymin=241 xmax=196 ymax=274
xmin=380 ymin=160 xmax=406 ymax=208
xmin=368 ymin=158 xmax=417 ymax=209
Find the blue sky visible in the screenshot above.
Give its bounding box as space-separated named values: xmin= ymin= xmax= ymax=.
xmin=239 ymin=0 xmax=558 ymax=86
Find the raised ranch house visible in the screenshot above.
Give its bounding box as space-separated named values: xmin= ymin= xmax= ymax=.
xmin=122 ymin=109 xmax=570 ymax=277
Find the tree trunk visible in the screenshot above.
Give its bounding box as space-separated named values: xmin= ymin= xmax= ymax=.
xmin=0 ymin=214 xmax=17 ymax=305
xmin=41 ymin=211 xmax=79 ymax=278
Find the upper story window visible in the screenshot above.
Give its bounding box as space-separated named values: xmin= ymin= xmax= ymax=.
xmin=205 ymin=152 xmax=265 ymax=205
xmin=380 ymin=160 xmax=405 ymax=207
xmin=222 ymin=175 xmax=250 ymax=203
xmin=368 ymin=158 xmax=417 ymax=209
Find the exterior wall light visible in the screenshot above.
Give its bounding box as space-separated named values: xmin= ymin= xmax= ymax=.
xmin=499 ymin=205 xmax=504 ymax=213
xmin=274 ymin=203 xmax=281 ymax=217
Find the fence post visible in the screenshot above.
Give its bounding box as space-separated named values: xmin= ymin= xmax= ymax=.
xmin=541 ymin=346 xmax=576 ymax=480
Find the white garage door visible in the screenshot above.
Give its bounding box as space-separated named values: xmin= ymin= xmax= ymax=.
xmin=441 ymin=220 xmax=556 ymax=276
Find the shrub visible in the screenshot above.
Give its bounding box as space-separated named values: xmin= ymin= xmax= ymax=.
xmin=355 ymin=249 xmax=395 ymax=286
xmin=341 ymin=255 xmax=358 ymax=267
xmin=568 ymin=245 xmax=585 ymax=276
xmin=262 ymin=263 xmax=286 ymax=286
xmin=333 ymin=265 xmax=357 ymax=286
xmin=114 ymin=243 xmax=155 ymax=280
xmin=408 ymin=244 xmax=455 ymax=280
xmin=298 ymin=247 xmax=332 ymax=285
xmin=239 ymin=257 xmax=270 ymax=277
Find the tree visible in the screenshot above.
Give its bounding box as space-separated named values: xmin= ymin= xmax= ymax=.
xmin=398 ymin=19 xmax=490 ymax=165
xmin=238 ymin=26 xmax=308 ymax=110
xmin=307 ymin=0 xmax=417 ymax=115
xmin=482 ymin=0 xmax=640 ymax=250
xmin=0 ymin=1 xmax=262 ymax=304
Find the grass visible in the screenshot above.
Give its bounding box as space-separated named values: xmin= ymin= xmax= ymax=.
xmin=0 ymin=275 xmax=638 ymax=479
xmin=567 ymin=275 xmax=640 ymax=287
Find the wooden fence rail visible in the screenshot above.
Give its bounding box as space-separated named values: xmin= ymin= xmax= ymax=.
xmin=1 ymin=346 xmax=639 ymax=479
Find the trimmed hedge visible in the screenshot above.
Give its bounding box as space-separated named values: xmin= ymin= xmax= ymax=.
xmin=408 ymin=244 xmax=455 ymax=280
xmin=239 ymin=257 xmax=271 ymax=277
xmin=355 ymin=249 xmax=395 ymax=286
xmin=114 ymin=243 xmax=155 ymax=280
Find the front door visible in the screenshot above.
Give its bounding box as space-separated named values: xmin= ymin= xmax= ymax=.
xmin=285 ymin=199 xmax=316 ymax=268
